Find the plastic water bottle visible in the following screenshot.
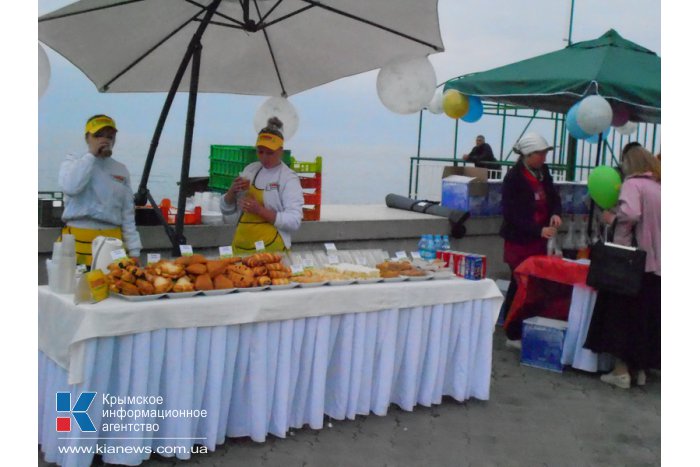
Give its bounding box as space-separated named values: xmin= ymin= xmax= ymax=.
xmin=425 ymin=235 xmax=436 ymax=260
xmin=418 ymin=235 xmax=428 ymax=259
xmin=441 ymin=235 xmax=451 ymax=252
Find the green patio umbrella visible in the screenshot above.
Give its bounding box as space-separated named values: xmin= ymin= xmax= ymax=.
xmin=443 ymin=29 xmax=660 ymax=123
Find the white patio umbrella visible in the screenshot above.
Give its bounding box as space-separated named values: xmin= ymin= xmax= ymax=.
xmin=39 ymin=0 xmax=445 ymax=250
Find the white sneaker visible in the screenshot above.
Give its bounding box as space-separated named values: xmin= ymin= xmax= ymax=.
xmin=505 ymin=339 xmax=522 ymax=350
xmin=600 ymin=371 xmax=631 ymax=389
xmin=637 ymin=370 xmax=647 ymax=386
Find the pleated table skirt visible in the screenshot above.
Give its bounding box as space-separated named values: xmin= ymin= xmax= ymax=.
xmin=39 ymin=299 xmax=497 ymax=467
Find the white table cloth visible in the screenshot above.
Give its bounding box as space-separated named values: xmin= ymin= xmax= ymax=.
xmin=561 ymin=285 xmax=613 ymax=372
xmin=39 ymin=280 xmax=503 ymax=467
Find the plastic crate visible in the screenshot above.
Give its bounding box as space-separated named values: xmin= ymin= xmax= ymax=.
xmin=210 ymin=145 xmax=291 ymax=166
xmin=159 ymin=199 xmax=202 ymax=225
xmin=303 ymin=191 xmax=322 ymax=205
xmin=208 ymin=173 xmax=234 ymax=193
xmin=299 ymin=173 xmax=322 ymax=190
xmin=291 ymin=156 xmax=322 ymax=173
xmin=303 ymin=204 xmax=321 ymax=221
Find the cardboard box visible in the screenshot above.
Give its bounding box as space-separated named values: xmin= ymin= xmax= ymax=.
xmin=521 ymin=317 xmax=568 ymax=373
xmin=441 ymin=167 xmax=489 ymax=215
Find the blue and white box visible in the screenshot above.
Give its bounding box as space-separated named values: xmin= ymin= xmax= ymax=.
xmin=441 ymin=175 xmax=472 ymax=212
xmin=441 ymin=167 xmax=489 ymax=215
xmin=521 ymin=317 xmax=568 ymax=373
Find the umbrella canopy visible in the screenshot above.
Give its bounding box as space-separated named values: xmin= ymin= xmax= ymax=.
xmin=39 ymin=0 xmax=445 ymax=251
xmin=443 ymin=29 xmax=660 ymax=123
xmin=38 ymin=0 xmax=444 ymax=96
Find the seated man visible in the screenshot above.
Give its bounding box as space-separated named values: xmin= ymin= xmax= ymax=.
xmin=462 ymin=135 xmax=499 ymax=178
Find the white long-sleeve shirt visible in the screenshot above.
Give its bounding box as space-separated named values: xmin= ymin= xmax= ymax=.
xmin=59 ymin=152 xmax=142 ymax=257
xmin=220 ymin=162 xmax=303 ymax=249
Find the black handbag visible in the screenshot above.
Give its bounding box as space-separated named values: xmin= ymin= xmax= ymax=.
xmin=586 ymin=241 xmax=647 ymax=296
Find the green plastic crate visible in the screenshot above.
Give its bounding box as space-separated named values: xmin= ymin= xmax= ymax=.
xmin=290 ymin=156 xmax=322 ymax=174
xmin=208 ymin=145 xmax=292 ymax=192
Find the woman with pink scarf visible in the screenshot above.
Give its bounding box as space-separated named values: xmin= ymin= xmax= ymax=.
xmin=585 ymin=146 xmax=661 ymax=389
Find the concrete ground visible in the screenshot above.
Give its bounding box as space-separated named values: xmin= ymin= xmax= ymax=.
xmin=39 ymin=326 xmax=660 ymax=467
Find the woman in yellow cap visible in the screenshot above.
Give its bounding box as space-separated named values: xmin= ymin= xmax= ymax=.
xmin=220 ymin=117 xmax=304 ymax=253
xmin=58 ymin=114 xmax=142 ymax=266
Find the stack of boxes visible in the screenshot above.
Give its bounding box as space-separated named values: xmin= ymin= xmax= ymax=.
xmin=291 ymin=156 xmax=323 ymax=221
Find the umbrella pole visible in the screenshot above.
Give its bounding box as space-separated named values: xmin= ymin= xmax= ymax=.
xmin=173 ymin=42 xmax=202 ymax=254
xmin=587 ymin=132 xmax=604 ymax=237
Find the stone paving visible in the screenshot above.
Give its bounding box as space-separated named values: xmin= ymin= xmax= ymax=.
xmin=39 ymin=327 xmax=661 ymax=467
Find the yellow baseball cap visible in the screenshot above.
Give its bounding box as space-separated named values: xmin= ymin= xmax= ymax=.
xmin=256 ymin=132 xmax=283 ymax=151
xmin=85 ymin=115 xmax=118 ymax=135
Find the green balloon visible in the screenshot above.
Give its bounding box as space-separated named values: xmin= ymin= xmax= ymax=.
xmin=587 ymin=166 xmax=622 ymax=209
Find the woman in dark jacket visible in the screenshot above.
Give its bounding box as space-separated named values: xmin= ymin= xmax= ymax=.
xmin=500 ymin=133 xmax=562 ymax=341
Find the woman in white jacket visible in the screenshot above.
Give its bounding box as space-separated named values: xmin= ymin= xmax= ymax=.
xmin=220 ymin=117 xmax=303 ymax=253
xmin=59 ymin=115 xmax=142 ymax=266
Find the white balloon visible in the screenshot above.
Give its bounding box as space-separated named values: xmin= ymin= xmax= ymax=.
xmin=376 ymin=56 xmax=437 ymax=115
xmin=253 ymin=97 xmax=299 ymax=141
xmin=615 ymin=120 xmax=639 ymax=136
xmin=576 ymin=95 xmax=613 ymax=135
xmin=39 ymin=43 xmax=51 ymax=98
xmin=427 ymin=89 xmax=444 ymax=114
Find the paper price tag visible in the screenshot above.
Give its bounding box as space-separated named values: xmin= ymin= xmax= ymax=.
xmin=179 ymin=245 xmax=193 ymax=256
xmin=324 ymin=243 xmax=337 ymax=252
xmin=147 ymin=253 xmax=161 ymax=265
xmin=411 ymin=251 xmax=422 ymax=260
xmin=302 ymin=258 xmax=315 ymax=268
xmin=327 ymin=254 xmax=339 ymax=265
xmin=110 ymin=249 xmax=127 ymax=261
xmin=219 ymin=246 xmax=233 ymax=258
xmin=291 ymin=265 xmax=304 ymax=275
xmin=357 ymin=257 xmax=368 ymax=266
xmin=255 ymin=240 xmax=266 ymax=252
xmin=395 ymin=251 xmax=408 ymax=260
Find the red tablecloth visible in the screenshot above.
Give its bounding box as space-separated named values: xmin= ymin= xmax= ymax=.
xmin=504 ymin=255 xmax=591 ymax=340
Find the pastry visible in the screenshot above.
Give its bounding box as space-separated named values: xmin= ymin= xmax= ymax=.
xmin=257 ymin=276 xmax=272 ymax=286
xmin=271 ymin=278 xmax=290 ymax=285
xmin=186 ymin=263 xmax=208 ymax=275
xmin=136 ymin=278 xmax=155 ymax=295
xmin=207 ymin=260 xmax=228 ymax=278
xmin=172 ymin=276 xmax=194 ymax=293
xmin=194 ymin=274 xmax=214 ymax=291
xmin=153 ymin=276 xmax=173 ymax=294
xmin=269 ymin=270 xmax=291 ymax=279
xmin=214 ymin=274 xmax=234 ymax=290
xmin=252 ymin=266 xmax=268 ymax=277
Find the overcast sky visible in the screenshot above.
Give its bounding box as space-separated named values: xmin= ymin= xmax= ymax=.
xmin=38 ymin=0 xmax=661 ymax=203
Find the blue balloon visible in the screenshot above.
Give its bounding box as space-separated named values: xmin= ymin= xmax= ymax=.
xmin=460 ymin=96 xmax=484 ymax=123
xmin=566 ymin=102 xmax=592 ymax=139
xmin=585 ymin=126 xmax=611 ymax=144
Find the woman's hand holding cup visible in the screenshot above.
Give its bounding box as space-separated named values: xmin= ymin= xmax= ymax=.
xmin=232 ymin=176 xmax=251 ymax=193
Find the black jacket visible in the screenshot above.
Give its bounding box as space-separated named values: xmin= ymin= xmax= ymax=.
xmin=499 ymin=160 xmax=561 ymax=243
xmin=464 ymin=143 xmax=496 ymax=169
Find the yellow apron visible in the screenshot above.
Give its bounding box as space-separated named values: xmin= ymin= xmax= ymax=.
xmin=60 ymin=226 xmax=123 ymax=266
xmin=233 ymin=179 xmax=286 ymax=254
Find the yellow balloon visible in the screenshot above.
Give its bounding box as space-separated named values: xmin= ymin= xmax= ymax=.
xmin=442 ymin=90 xmax=469 ymax=119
